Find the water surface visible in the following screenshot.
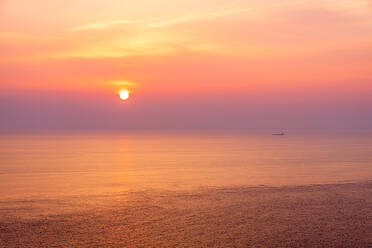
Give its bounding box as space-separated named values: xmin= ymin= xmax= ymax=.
xmin=1 ymin=130 xmax=372 ymax=199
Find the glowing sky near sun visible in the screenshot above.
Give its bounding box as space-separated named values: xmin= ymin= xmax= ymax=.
xmin=0 ymin=0 xmax=372 ymax=129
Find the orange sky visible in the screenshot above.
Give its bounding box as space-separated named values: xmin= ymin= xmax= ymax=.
xmin=1 ymin=0 xmax=372 ymax=129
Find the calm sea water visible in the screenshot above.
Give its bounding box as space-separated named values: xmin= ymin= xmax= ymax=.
xmin=1 ymin=130 xmax=372 ymax=199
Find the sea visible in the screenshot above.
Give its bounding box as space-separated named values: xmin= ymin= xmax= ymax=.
xmin=1 ymin=129 xmax=372 ymax=199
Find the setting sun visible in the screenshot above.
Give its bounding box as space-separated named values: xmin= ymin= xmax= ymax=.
xmin=119 ymin=90 xmax=130 ymax=101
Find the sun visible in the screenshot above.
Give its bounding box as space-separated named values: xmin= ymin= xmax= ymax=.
xmin=119 ymin=90 xmax=130 ymax=101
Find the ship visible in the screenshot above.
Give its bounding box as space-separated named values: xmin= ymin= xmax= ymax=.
xmin=272 ymin=131 xmax=285 ymax=136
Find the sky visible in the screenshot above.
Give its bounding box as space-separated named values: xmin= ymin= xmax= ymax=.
xmin=1 ymin=0 xmax=372 ymax=129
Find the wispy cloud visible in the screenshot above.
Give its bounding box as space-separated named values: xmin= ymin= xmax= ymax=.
xmin=70 ymin=18 xmax=158 ymax=31
xmin=71 ymin=8 xmax=251 ymax=31
xmin=147 ymin=8 xmax=250 ymax=28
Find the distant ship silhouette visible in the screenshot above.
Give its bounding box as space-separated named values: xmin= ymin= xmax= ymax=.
xmin=272 ymin=131 xmax=285 ymax=136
